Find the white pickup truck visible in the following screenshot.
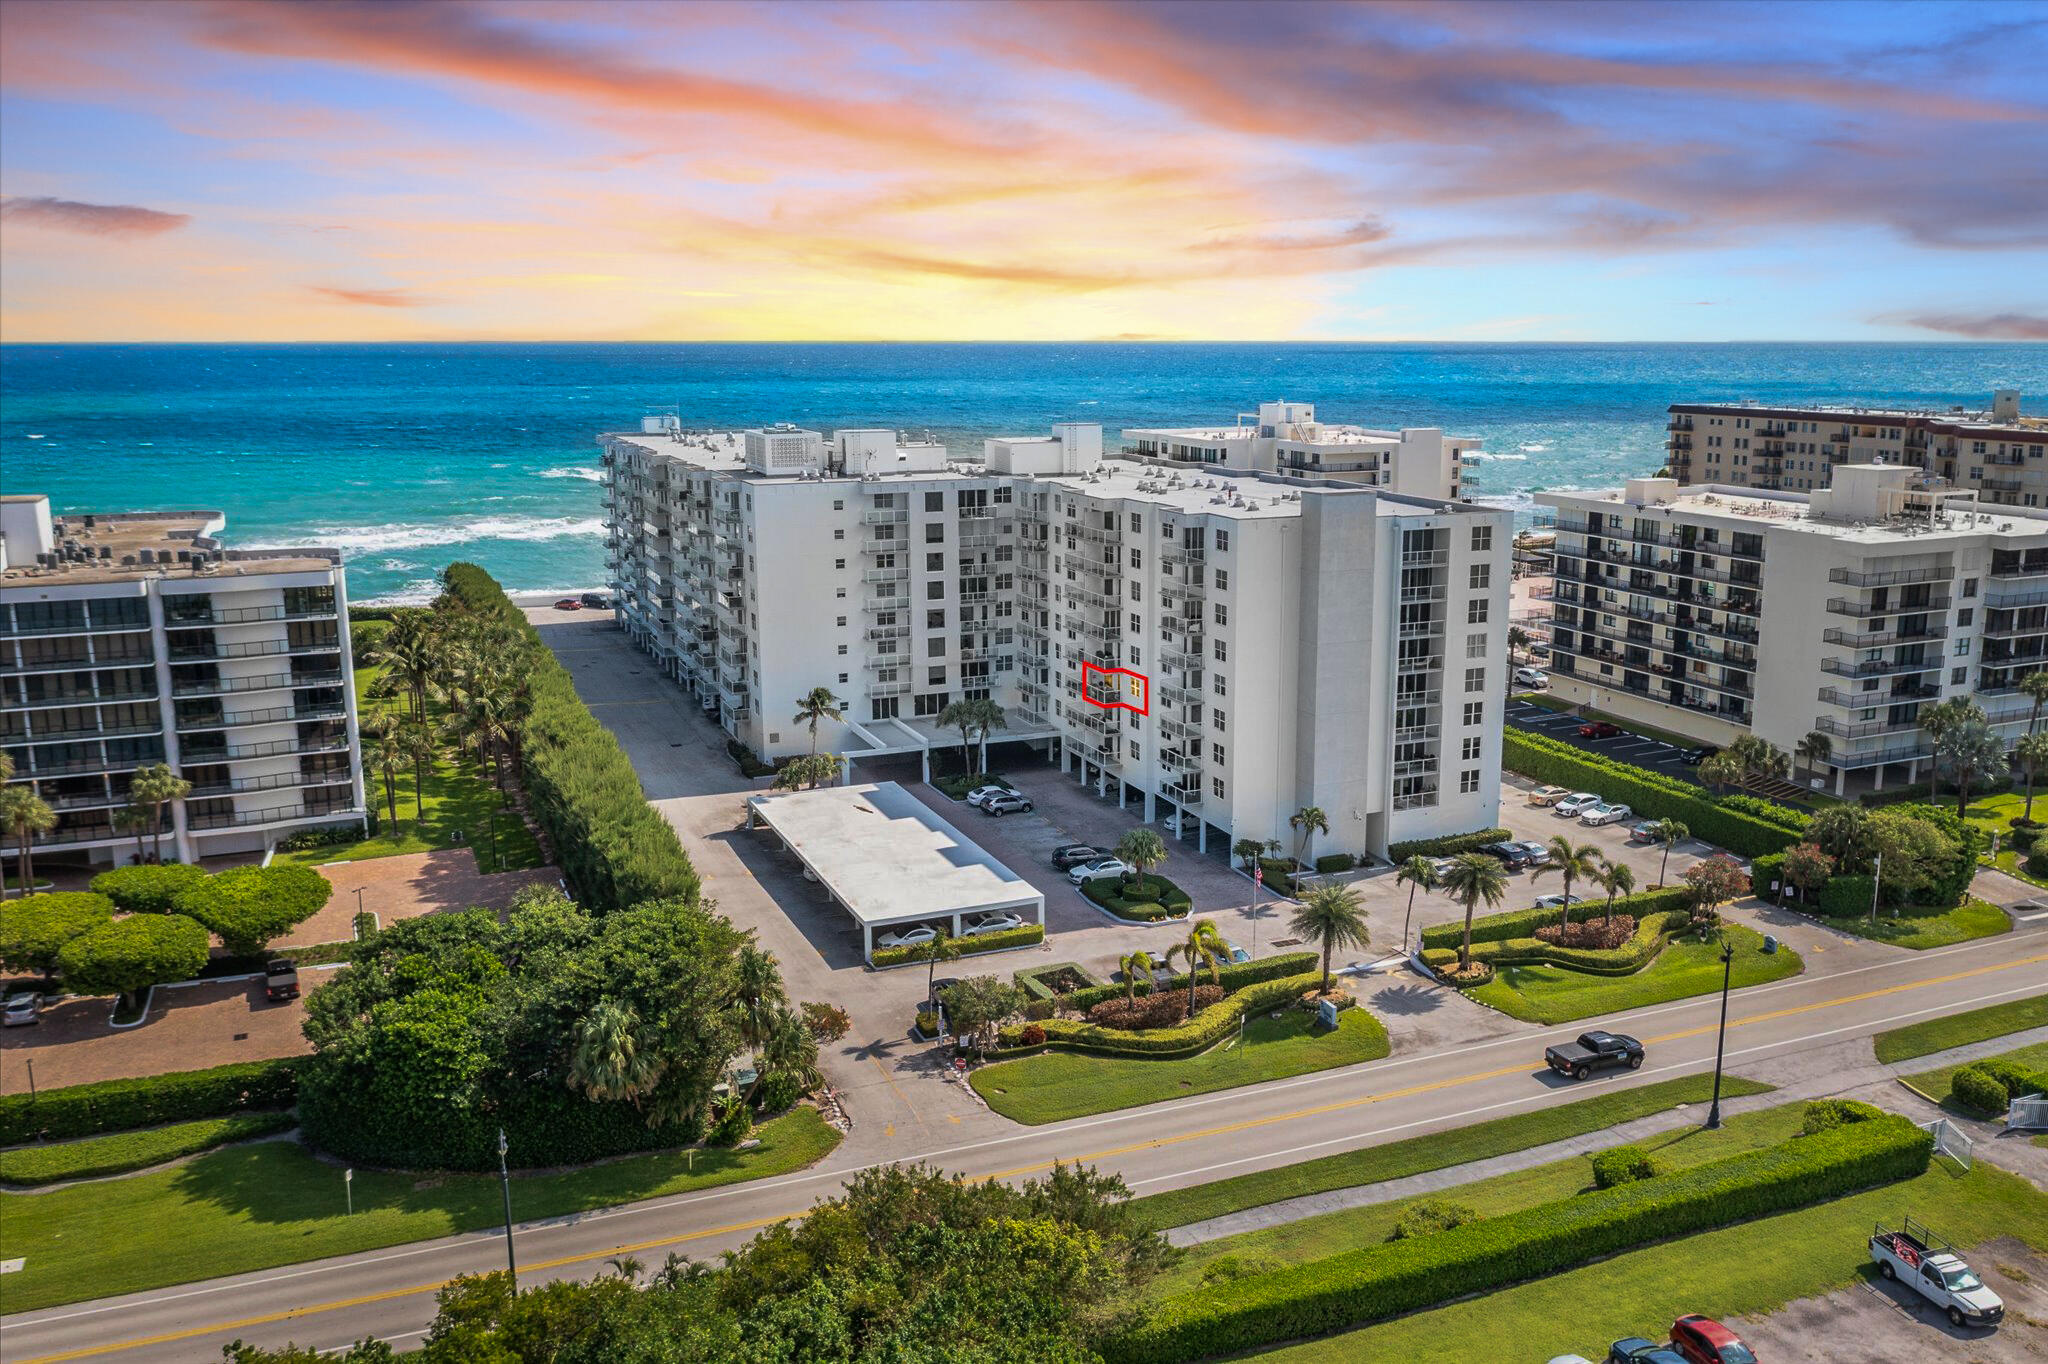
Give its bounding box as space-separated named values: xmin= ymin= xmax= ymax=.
xmin=1870 ymin=1218 xmax=2005 ymax=1328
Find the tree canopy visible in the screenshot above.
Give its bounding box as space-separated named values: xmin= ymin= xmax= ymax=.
xmin=90 ymin=863 xmax=209 ymax=914
xmin=0 ymin=891 xmax=114 ymax=974
xmin=55 ymin=913 xmax=210 ymax=1008
xmin=173 ymin=864 xmax=334 ymax=957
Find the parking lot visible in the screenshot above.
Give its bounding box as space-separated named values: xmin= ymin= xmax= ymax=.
xmin=1506 ymin=696 xmax=1715 ymax=785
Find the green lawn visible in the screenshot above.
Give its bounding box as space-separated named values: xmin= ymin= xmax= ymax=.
xmin=1874 ymin=993 xmax=2048 ymax=1064
xmin=1900 ymin=1040 xmax=2048 ymax=1112
xmin=1153 ymin=1101 xmax=1811 ymax=1300
xmin=1468 ymin=923 xmax=1803 ymax=1024
xmin=1244 ymin=1159 xmax=2047 ymax=1363
xmin=971 ymin=1008 xmax=1390 ymax=1126
xmin=1129 ymin=1073 xmax=1772 ymax=1232
xmin=1964 ymin=790 xmax=2048 ymax=884
xmin=1806 ymin=899 xmax=2012 ymax=951
xmin=0 ymin=1106 xmax=839 ymax=1314
xmin=0 ymin=1112 xmax=295 ymax=1186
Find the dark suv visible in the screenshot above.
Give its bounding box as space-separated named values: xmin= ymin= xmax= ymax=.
xmin=1480 ymin=841 xmax=1536 ymax=868
xmin=1051 ymin=844 xmax=1101 ymax=871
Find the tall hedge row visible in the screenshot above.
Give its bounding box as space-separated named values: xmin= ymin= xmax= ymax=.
xmin=1107 ymin=1111 xmax=1931 ymax=1363
xmin=0 ymin=1059 xmax=300 ymax=1145
xmin=1503 ymin=730 xmax=1807 ymax=857
xmin=1387 ymin=828 xmax=1511 ymax=861
xmin=1419 ymin=887 xmax=1691 ymax=950
xmin=440 ymin=563 xmax=699 ymax=911
xmin=1421 ymin=909 xmax=1694 ymax=976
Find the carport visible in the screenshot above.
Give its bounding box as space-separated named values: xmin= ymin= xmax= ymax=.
xmin=744 ymin=780 xmax=1045 ymax=964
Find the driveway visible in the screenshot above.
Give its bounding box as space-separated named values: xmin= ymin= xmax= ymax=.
xmin=284 ymin=851 xmax=560 ymax=948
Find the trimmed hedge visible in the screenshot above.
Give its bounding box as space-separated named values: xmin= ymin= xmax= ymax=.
xmin=871 ymin=922 xmax=1044 ymax=967
xmin=1388 ymin=828 xmax=1512 ymax=861
xmin=1013 ymin=960 xmax=1103 ymax=1002
xmin=1315 ymin=853 xmax=1358 ymax=874
xmin=1951 ymin=1058 xmax=2048 ymax=1117
xmin=0 ymin=1111 xmax=295 ymax=1186
xmin=1061 ymin=951 xmax=1320 ymax=1013
xmin=1590 ymin=1144 xmax=1662 ymax=1189
xmin=1107 ymin=1112 xmax=1932 ymax=1364
xmin=442 ymin=564 xmax=700 ymax=911
xmin=996 ymin=971 xmax=1350 ymax=1059
xmin=1422 ymin=909 xmax=1692 ymax=977
xmin=1258 ymin=858 xmax=1303 ymax=896
xmin=0 ymin=1058 xmax=300 ymax=1145
xmin=1081 ymin=874 xmax=1193 ymax=921
xmin=1503 ymin=729 xmax=1807 ymax=857
xmin=1420 ymin=888 xmax=1691 ymax=951
xmin=1819 ymin=875 xmax=1875 ymax=918
xmin=89 ymin=864 xmax=208 ymax=913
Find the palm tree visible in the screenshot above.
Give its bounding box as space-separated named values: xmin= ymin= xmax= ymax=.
xmin=2017 ymin=731 xmax=2048 ymax=824
xmin=1394 ymin=854 xmax=1438 ymax=953
xmin=371 ymin=723 xmax=404 ymax=827
xmin=2024 ymin=670 xmax=2048 ymax=735
xmin=756 ymin=1005 xmax=822 ymax=1097
xmin=1114 ymin=827 xmax=1168 ymax=898
xmin=1918 ymin=696 xmax=1985 ymax=752
xmin=1166 ymin=917 xmax=1228 ymax=1020
xmin=1287 ymin=881 xmax=1369 ymax=996
xmin=792 ymin=686 xmax=845 ymax=756
xmin=731 ymin=945 xmax=787 ymax=1054
xmin=1934 ymin=717 xmax=2009 ymax=819
xmin=936 ymin=697 xmax=1005 ymax=777
xmin=1794 ymin=730 xmax=1832 ymax=785
xmin=398 ymin=715 xmax=438 ymax=826
xmin=114 ymin=804 xmax=149 ymax=866
xmin=1592 ymin=857 xmax=1636 ymax=925
xmin=912 ymin=934 xmax=962 ymax=1011
xmin=0 ymin=786 xmax=55 ymax=899
xmin=1651 ymin=819 xmax=1689 ymax=887
xmin=1288 ymin=805 xmax=1329 ymax=869
xmin=569 ymin=1000 xmax=663 ymax=1107
xmin=1118 ymin=949 xmax=1156 ymax=1003
xmin=1697 ymin=751 xmax=1744 ymax=795
xmin=1507 ymin=625 xmax=1532 ymax=663
xmin=1532 ymin=835 xmax=1600 ymax=930
xmin=373 ymin=610 xmax=441 ymax=721
xmin=1440 ymin=852 xmax=1509 ymax=973
xmin=128 ymin=762 xmax=190 ymax=863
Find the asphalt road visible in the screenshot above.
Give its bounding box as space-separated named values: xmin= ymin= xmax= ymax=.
xmin=7 ymin=915 xmax=2044 ymax=1364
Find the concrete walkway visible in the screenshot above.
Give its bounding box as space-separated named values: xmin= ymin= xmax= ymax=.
xmin=1167 ymin=1022 xmax=2048 ymax=1246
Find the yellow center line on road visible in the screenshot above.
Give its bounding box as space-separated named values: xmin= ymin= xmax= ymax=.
xmin=18 ymin=948 xmax=2047 ymax=1364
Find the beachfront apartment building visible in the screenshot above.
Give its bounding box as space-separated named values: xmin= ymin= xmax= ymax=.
xmin=1664 ymin=389 xmax=2048 ymax=506
xmin=600 ymin=407 xmax=1510 ymax=861
xmin=1 ymin=494 xmax=366 ymax=867
xmin=1124 ymin=400 xmax=1481 ymax=498
xmin=1537 ymin=465 xmax=2048 ymax=797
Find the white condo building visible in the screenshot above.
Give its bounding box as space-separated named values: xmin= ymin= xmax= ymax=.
xmin=1539 ymin=465 xmax=2048 ymax=796
xmin=1 ymin=495 xmax=367 ymax=866
xmin=601 ymin=405 xmax=1512 ymax=862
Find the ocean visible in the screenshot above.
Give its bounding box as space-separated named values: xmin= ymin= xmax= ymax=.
xmin=3 ymin=342 xmax=2041 ymax=603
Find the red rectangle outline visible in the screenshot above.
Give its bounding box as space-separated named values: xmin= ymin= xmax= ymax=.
xmin=1080 ymin=662 xmax=1151 ymax=715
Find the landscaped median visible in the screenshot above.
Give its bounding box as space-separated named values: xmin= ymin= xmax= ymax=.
xmin=0 ymin=1111 xmax=296 ymax=1186
xmin=870 ymin=922 xmax=1044 ymax=967
xmin=1873 ymin=992 xmax=2048 ymax=1064
xmin=1105 ymin=1104 xmax=1933 ymax=1364
xmin=1080 ymin=872 xmax=1192 ymax=922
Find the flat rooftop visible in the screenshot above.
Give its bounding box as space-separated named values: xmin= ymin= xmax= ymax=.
xmin=1541 ymin=484 xmax=2048 ymax=545
xmin=745 ymin=781 xmax=1043 ymax=931
xmin=1669 ymin=400 xmax=2043 ymax=435
xmin=1 ymin=505 xmax=340 ymax=587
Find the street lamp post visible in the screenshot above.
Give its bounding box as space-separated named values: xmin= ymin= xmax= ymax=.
xmin=1703 ymin=940 xmax=1736 ymax=1130
xmin=496 ymin=1127 xmax=517 ymax=1282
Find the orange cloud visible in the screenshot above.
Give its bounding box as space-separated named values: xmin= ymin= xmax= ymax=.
xmin=309 ymin=285 xmax=437 ymax=308
xmin=0 ymin=196 xmax=190 ymax=238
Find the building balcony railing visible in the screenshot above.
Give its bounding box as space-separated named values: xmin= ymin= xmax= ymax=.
xmin=1823 ymin=594 xmax=1950 ymax=620
xmin=1 ymin=651 xmax=154 ymax=676
xmin=863 ymin=505 xmax=909 ymax=525
xmin=176 ymin=701 xmax=345 ymax=732
xmin=1821 ymin=624 xmax=1947 ymax=649
xmin=1813 ymin=716 xmax=1922 ymax=741
xmin=957 ymin=505 xmax=997 ymax=521
xmin=2 ymin=614 xmax=153 ymax=638
xmin=1828 ymin=564 xmax=1949 ymax=589
xmin=1820 ymin=655 xmax=1941 ymax=680
xmin=862 ymin=567 xmax=909 ymax=584
xmin=1833 ymin=742 xmax=1934 ymax=770
xmin=1981 ymin=619 xmax=2048 ymax=641
xmin=1817 ymin=683 xmax=1938 ymax=708
xmin=1990 ymin=558 xmax=2048 ymax=581
xmin=181 ymin=733 xmax=351 ymax=763
xmin=11 ymin=685 xmax=158 ymax=710
xmin=866 ymin=679 xmax=910 ymax=698
xmin=186 ymin=768 xmax=354 ymax=798
xmin=188 ymin=801 xmax=357 ymax=832
xmin=1161 ymin=544 xmax=1208 ymax=566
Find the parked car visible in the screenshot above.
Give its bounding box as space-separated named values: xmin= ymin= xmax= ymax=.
xmin=1480 ymin=840 xmax=1537 ymax=868
xmin=1546 ymin=1030 xmax=1644 ymax=1080
xmin=1429 ymin=856 xmax=1461 ymax=879
xmin=1554 ymin=792 xmax=1604 ymax=817
xmin=1511 ymin=840 xmax=1553 ymax=865
xmin=1051 ymin=843 xmax=1102 ymax=871
xmin=1160 ymin=812 xmax=1196 ymax=836
xmin=1580 ymin=801 xmax=1634 ymax=827
xmin=1527 ymin=784 xmax=1571 ymax=806
xmin=1871 ymin=1217 xmax=2005 ymax=1327
xmin=1607 ymin=1342 xmax=1687 ymax=1364
xmin=1627 ymin=820 xmax=1663 ymax=843
xmin=1533 ymin=892 xmax=1585 ymax=910
xmin=963 ymin=784 xmax=1009 ymax=808
xmin=982 ymin=793 xmax=1034 ymax=816
xmin=1679 ymin=745 xmax=1720 ymax=765
xmin=1578 ymin=720 xmax=1623 ymax=739
xmin=1 ymin=992 xmax=41 ymax=1027
xmin=1220 ymin=941 xmax=1252 ymax=965
xmin=1668 ymin=1316 xmax=1757 ymax=1364
xmin=1548 ymin=1357 xmax=1596 ymax=1364
xmin=963 ymin=912 xmax=1025 ymax=936
xmin=553 ymin=598 xmax=582 ymax=611
xmin=1068 ymin=857 xmax=1133 ymax=884
xmin=1529 ymin=642 xmax=1552 ymax=660
xmin=263 ymin=959 xmax=300 ymax=1002
xmin=1514 ymin=667 xmax=1550 ymax=688
xmin=876 ymin=925 xmax=940 ymax=950
xmin=579 ymin=591 xmax=611 ymax=609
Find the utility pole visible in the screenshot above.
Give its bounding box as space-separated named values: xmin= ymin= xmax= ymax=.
xmin=497 ymin=1128 xmax=517 ymax=1283
xmin=1868 ymin=850 xmax=1883 ymax=925
xmin=1704 ymin=940 xmax=1736 ymax=1130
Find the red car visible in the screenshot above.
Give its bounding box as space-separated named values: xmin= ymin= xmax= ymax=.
xmin=553 ymin=598 xmax=583 ymax=611
xmin=1578 ymin=721 xmax=1623 ymax=739
xmin=1669 ymin=1316 xmax=1755 ymax=1364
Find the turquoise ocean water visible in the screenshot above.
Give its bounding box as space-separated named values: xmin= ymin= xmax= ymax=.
xmin=2 ymin=343 xmax=2041 ymax=603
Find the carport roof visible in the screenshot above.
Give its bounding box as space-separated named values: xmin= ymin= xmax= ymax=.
xmin=746 ymin=781 xmax=1044 ymax=929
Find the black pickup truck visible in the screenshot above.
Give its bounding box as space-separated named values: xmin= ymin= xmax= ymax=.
xmin=264 ymin=958 xmax=300 ymax=1002
xmin=1545 ymin=1030 xmax=1644 ymax=1080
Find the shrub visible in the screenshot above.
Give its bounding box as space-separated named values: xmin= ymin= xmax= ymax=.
xmin=1435 ymin=960 xmax=1495 ymax=988
xmin=2029 ymin=848 xmax=2048 ymax=879
xmin=2008 ymin=824 xmax=2041 ymax=854
xmin=1387 ymin=828 xmax=1511 ymax=861
xmin=55 ymin=913 xmax=211 ymax=1005
xmin=1001 ymin=971 xmax=1347 ymax=1059
xmin=0 ymin=1058 xmax=300 ymax=1145
xmin=753 ymin=1071 xmax=802 ymax=1116
xmin=1421 ymin=911 xmax=1693 ymax=978
xmin=1087 ymin=984 xmax=1224 ymax=1030
xmin=872 ymin=922 xmax=1043 ymax=967
xmin=1800 ymin=1098 xmax=1884 ymax=1136
xmin=0 ymin=891 xmax=115 ymax=974
xmin=1534 ymin=915 xmax=1636 ymax=950
xmin=1081 ymin=875 xmax=1193 ymax=921
xmin=1202 ymin=1252 xmax=1286 ymax=1285
xmin=1421 ymin=888 xmax=1690 ymax=950
xmin=726 ymin=738 xmax=777 ymax=778
xmin=1315 ymin=853 xmax=1357 ymax=874
xmin=707 ymin=1097 xmax=752 ymax=1147
xmin=1018 ymin=1023 xmax=1047 ymax=1046
xmin=1258 ymin=858 xmax=1301 ymax=896
xmin=1061 ymin=952 xmax=1319 ymax=1013
xmin=89 ymin=864 xmax=208 ymax=913
xmin=0 ymin=1111 xmax=295 ymax=1186
xmin=1818 ymin=875 xmax=1875 ymax=918
xmin=1106 ymin=1113 xmax=1932 ymax=1364
xmin=1502 ymin=730 xmax=1806 ymax=857
xmin=1013 ymin=961 xmax=1102 ymax=1002
xmin=1589 ymin=1144 xmax=1662 ymax=1189
xmin=1950 ymin=1059 xmax=2048 ymax=1117
xmin=441 ymin=563 xmax=701 ymax=911
xmin=275 ymin=823 xmax=365 ymax=853
xmin=1023 ymin=999 xmax=1055 ymax=1022
xmin=1389 ymin=1199 xmax=1480 ymax=1240
xmin=173 ymin=865 xmax=334 ymax=957
xmin=915 ymin=1009 xmax=940 ymax=1037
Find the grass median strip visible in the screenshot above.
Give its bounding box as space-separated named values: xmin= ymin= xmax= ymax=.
xmin=0 ymin=1106 xmax=839 ymax=1314
xmin=972 ymin=1009 xmax=1390 ymax=1126
xmin=1128 ymin=1072 xmax=1773 ymax=1232
xmin=1900 ymin=1040 xmax=2048 ymax=1111
xmin=1469 ymin=923 xmax=1804 ymax=1025
xmin=0 ymin=1112 xmax=295 ymax=1187
xmin=1873 ymin=991 xmax=2048 ymax=1064
xmin=1806 ymin=898 xmax=2012 ymax=951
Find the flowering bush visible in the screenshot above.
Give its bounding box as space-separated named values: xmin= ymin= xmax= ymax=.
xmin=1534 ymin=916 xmax=1636 ymax=950
xmin=1087 ymin=984 xmax=1223 ymax=1031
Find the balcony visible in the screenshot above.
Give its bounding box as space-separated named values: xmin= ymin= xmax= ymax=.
xmin=1833 ymin=742 xmax=1935 ymax=770
xmin=188 ymin=801 xmax=357 ymax=832
xmin=1817 ymin=683 xmax=1938 ymax=708
xmin=864 ymin=507 xmax=908 ymax=525
xmin=186 ymin=768 xmax=354 ymax=798
xmin=1813 ymin=716 xmax=1922 ymax=740
xmin=866 ymin=679 xmax=911 ymax=698
xmin=1820 ymin=655 xmax=1941 ymax=680
xmin=178 ymin=702 xmax=342 ymax=732
xmin=1162 ymin=543 xmax=1209 ymax=567
xmin=1823 ymin=594 xmax=1950 ymax=620
xmin=1821 ymin=624 xmax=1947 ymax=649
xmin=1828 ymin=564 xmax=1949 ymax=589
xmin=1 ymin=650 xmax=154 ymax=675
xmin=11 ymin=685 xmax=158 ymax=710
xmin=862 ymin=566 xmax=909 ymax=584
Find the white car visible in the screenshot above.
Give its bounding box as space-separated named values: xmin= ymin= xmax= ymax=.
xmin=1160 ymin=812 xmax=1196 ymax=836
xmin=1553 ymin=792 xmax=1604 ymax=817
xmin=1068 ymin=857 xmax=1133 ymax=884
xmin=875 ymin=925 xmax=940 ymax=950
xmin=963 ymin=913 xmax=1025 ymax=936
xmin=963 ymin=785 xmax=1009 ymax=808
xmin=1514 ymin=667 xmax=1550 ymax=688
xmin=1579 ymin=802 xmax=1634 ymax=827
xmin=1533 ymin=892 xmax=1585 ymax=910
xmin=1 ymin=992 xmax=41 ymax=1027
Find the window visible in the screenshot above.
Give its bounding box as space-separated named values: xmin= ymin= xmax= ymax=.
xmin=1466 ymin=632 xmax=1487 ymax=659
xmin=925 ymin=492 xmax=944 ymax=512
xmin=926 ymin=609 xmax=946 ymax=628
xmin=1463 ymin=701 xmax=1483 ymax=726
xmin=833 ymin=528 xmax=844 ymax=540
xmin=1962 ymin=577 xmax=1978 ymax=598
xmin=1461 ymin=736 xmax=1481 ymax=761
xmin=926 ymin=581 xmax=944 ymax=600
xmin=1129 ymin=513 xmax=1143 ymax=531
xmin=1467 ymin=598 xmax=1489 ymax=624
xmin=1216 ymin=530 xmax=1230 ymax=551
xmin=1958 ymin=608 xmax=1974 ymax=626
xmin=926 ymin=552 xmax=944 ymax=571
xmin=1212 ymin=742 xmax=1225 ymax=765
xmin=833 ymin=499 xmax=844 ymax=511
xmin=1460 ymin=769 xmax=1481 ymax=794
xmin=1954 ymin=639 xmax=1971 ymax=656
xmin=1211 ymin=708 xmax=1227 ymax=732
xmin=1213 ymin=674 xmax=1226 ymax=696
xmin=1130 ymin=581 xmax=1142 ymax=602
xmin=1213 ymin=602 xmax=1228 ymax=625
xmin=837 ymin=644 xmax=848 ymax=656
xmin=1129 ymin=548 xmax=1142 ymax=569
xmin=871 ymin=697 xmax=899 ymax=720
xmin=1464 ymin=666 xmax=1486 ymax=693
xmin=836 ymin=587 xmax=847 ymax=598
xmin=925 ymin=523 xmax=944 ymax=543
xmin=1952 ymin=666 xmax=1968 ymax=685
xmin=1211 ymin=776 xmax=1225 ymax=799
xmin=1471 ymin=525 xmax=1493 ymax=553
xmin=837 ymin=673 xmax=848 ymax=684
xmin=994 ymin=486 xmax=1013 ymax=503
xmin=1213 ymin=638 xmax=1228 ymax=662
xmin=1215 ymin=569 xmax=1228 ymax=591
xmin=836 ymin=616 xmax=848 ymax=627
xmin=928 ymin=667 xmax=947 ymax=685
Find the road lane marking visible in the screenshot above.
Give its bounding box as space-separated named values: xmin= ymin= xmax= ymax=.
xmin=19 ymin=948 xmax=2045 ymax=1364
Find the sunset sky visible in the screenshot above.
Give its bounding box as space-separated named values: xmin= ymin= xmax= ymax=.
xmin=2 ymin=0 xmax=2044 ymax=343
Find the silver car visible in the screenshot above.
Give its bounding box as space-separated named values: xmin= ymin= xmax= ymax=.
xmin=2 ymin=992 xmax=42 ymax=1027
